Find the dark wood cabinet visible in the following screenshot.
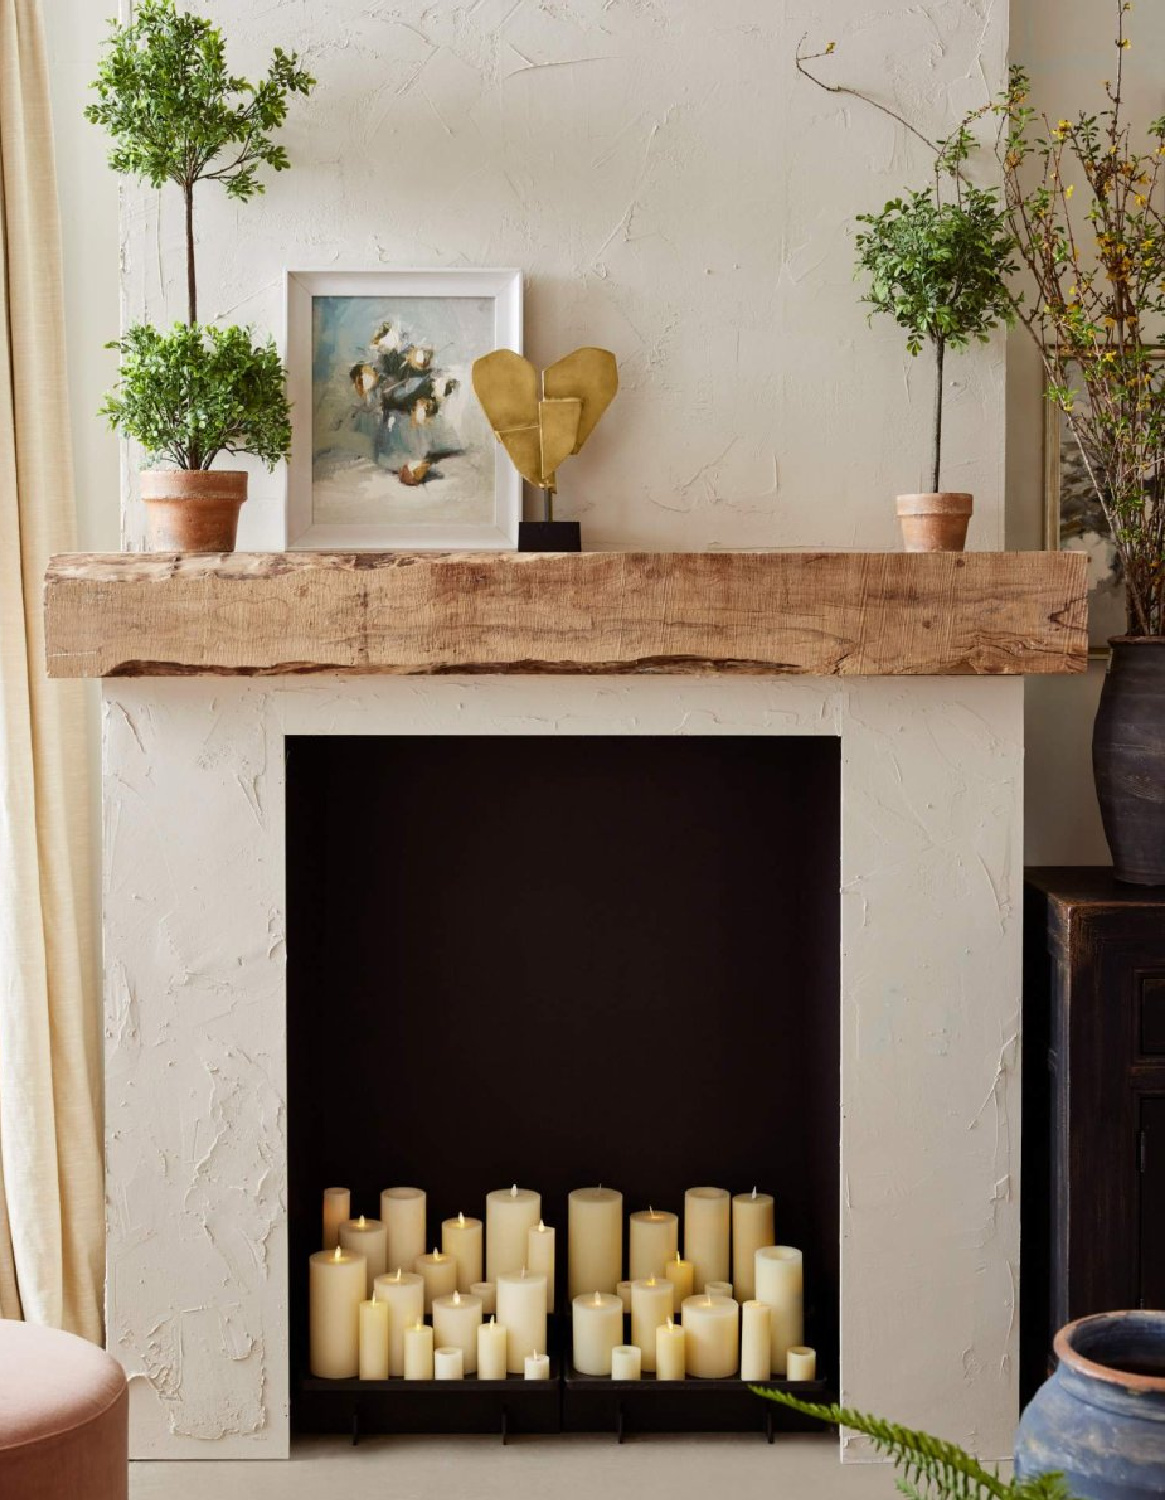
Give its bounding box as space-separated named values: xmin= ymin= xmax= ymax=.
xmin=1022 ymin=868 xmax=1165 ymax=1403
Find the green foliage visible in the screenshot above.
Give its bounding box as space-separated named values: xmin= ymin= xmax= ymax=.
xmin=101 ymin=322 xmax=292 ymax=472
xmin=752 ymin=1389 xmax=1078 ymax=1500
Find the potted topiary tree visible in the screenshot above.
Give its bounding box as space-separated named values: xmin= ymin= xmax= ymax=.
xmin=86 ymin=0 xmax=314 ymax=551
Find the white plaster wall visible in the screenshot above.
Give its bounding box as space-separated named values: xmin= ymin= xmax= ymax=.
xmin=103 ymin=675 xmax=1023 ymax=1460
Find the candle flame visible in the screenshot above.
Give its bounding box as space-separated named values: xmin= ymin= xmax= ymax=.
xmin=394 ymin=1268 xmax=402 ymax=1281
xmin=458 ymin=1211 xmax=465 ymax=1226
xmin=646 ymin=1277 xmax=656 ymax=1287
xmin=674 ymin=1251 xmax=682 ymax=1263
xmin=490 ymin=1315 xmax=496 ymax=1326
xmin=511 ymin=1184 xmax=518 ymax=1197
xmin=752 ymin=1186 xmax=758 ymax=1199
xmin=537 ymin=1219 xmax=545 ymax=1233
xmin=357 ymin=1214 xmax=366 ymax=1228
xmin=333 ymin=1247 xmax=343 ymax=1262
xmin=593 ymin=1291 xmax=602 ymax=1305
xmin=453 ymin=1290 xmax=461 ymax=1305
xmin=520 ymin=1267 xmax=527 ymax=1279
xmin=666 ymin=1318 xmax=674 ymax=1330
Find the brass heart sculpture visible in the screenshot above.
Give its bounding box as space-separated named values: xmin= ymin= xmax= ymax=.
xmin=472 ymin=347 xmax=618 ymax=494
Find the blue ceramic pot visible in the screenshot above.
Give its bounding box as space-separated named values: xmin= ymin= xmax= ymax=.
xmin=1015 ymin=1312 xmax=1165 ymax=1498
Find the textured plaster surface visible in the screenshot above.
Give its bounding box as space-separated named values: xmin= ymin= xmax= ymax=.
xmin=118 ymin=0 xmax=1008 ymax=552
xmin=103 ymin=674 xmax=1023 ymax=1459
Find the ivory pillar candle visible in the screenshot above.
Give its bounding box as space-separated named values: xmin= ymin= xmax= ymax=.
xmin=755 ymin=1245 xmax=803 ymax=1377
xmin=322 ymin=1187 xmax=349 ymax=1251
xmin=485 ymin=1185 xmax=541 ymax=1281
xmin=415 ymin=1247 xmax=457 ymax=1312
xmin=656 ymin=1319 xmax=686 ymax=1381
xmin=358 ymin=1299 xmax=390 ymax=1381
xmin=372 ymin=1269 xmax=424 ymax=1377
xmin=732 ymin=1189 xmax=775 ymax=1302
xmin=630 ymin=1277 xmax=675 ymax=1373
xmin=629 ymin=1209 xmax=678 ymax=1282
xmin=684 ymin=1187 xmax=730 ymax=1291
xmin=571 ymin=1291 xmax=623 ymax=1376
xmin=664 ymin=1252 xmax=695 ymax=1309
xmin=616 ymin=1280 xmax=633 ymax=1313
xmin=496 ymin=1270 xmax=548 ymax=1374
xmin=434 ymin=1347 xmax=464 ymax=1381
xmin=309 ymin=1247 xmax=366 ymax=1378
xmin=403 ymin=1321 xmax=433 ymax=1381
xmin=442 ymin=1212 xmax=483 ymax=1292
xmin=787 ymin=1346 xmax=817 ymax=1382
xmin=568 ymin=1186 xmax=623 ymax=1297
xmin=381 ymin=1187 xmax=426 ymax=1277
xmin=477 ymin=1316 xmax=508 ymax=1381
xmin=524 ymin=1352 xmax=550 ymax=1381
xmin=740 ymin=1300 xmax=772 ymax=1381
xmin=527 ymin=1220 xmax=556 ymax=1311
xmin=432 ymin=1290 xmax=483 ymax=1374
xmin=681 ymin=1293 xmax=739 ymax=1379
xmin=611 ymin=1344 xmax=641 ymax=1381
xmin=339 ymin=1216 xmax=388 ymax=1288
xmin=471 ymin=1281 xmax=496 ymax=1317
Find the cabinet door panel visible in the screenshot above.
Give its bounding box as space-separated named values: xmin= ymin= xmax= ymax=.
xmin=1141 ymin=1096 xmax=1165 ymax=1310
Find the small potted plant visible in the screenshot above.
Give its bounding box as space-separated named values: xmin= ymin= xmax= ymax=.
xmin=86 ymin=0 xmax=314 ymax=551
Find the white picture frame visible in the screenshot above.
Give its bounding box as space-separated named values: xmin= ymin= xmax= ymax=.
xmin=285 ymin=268 xmax=522 ymax=550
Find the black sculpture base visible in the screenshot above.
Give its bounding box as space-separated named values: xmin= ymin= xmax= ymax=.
xmin=519 ymin=520 xmax=582 ymax=553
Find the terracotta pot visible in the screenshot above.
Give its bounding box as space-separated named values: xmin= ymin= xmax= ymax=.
xmin=896 ymin=492 xmax=973 ymax=552
xmin=1093 ymin=636 xmax=1165 ymax=885
xmin=140 ymin=470 xmax=247 ymax=553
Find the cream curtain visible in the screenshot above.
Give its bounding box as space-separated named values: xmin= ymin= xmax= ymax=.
xmin=0 ymin=0 xmax=102 ymax=1340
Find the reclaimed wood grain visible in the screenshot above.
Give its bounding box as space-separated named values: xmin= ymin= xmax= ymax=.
xmin=43 ymin=550 xmax=1088 ymax=679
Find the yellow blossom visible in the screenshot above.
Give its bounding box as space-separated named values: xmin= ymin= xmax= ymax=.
xmin=1065 ymin=184 xmax=1075 ymax=199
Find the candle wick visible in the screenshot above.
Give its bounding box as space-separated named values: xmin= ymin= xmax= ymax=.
xmin=511 ymin=1184 xmax=518 ymax=1197
xmin=752 ymin=1186 xmax=757 ymax=1199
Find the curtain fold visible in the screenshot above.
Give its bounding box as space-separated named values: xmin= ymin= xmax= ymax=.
xmin=0 ymin=0 xmax=102 ymax=1341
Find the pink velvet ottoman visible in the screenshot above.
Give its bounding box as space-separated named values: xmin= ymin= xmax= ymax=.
xmin=0 ymin=1319 xmax=127 ymax=1498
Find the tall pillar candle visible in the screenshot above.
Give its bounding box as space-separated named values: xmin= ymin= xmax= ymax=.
xmin=740 ymin=1300 xmax=772 ymax=1381
xmin=471 ymin=1281 xmax=496 ymax=1317
xmin=755 ymin=1245 xmax=803 ymax=1376
xmin=572 ymin=1291 xmax=623 ymax=1376
xmin=381 ymin=1187 xmax=426 ymax=1276
xmin=630 ymin=1276 xmax=674 ymax=1373
xmin=309 ymin=1247 xmax=366 ymax=1378
xmin=432 ymin=1289 xmax=483 ymax=1374
xmin=339 ymin=1216 xmax=388 ymax=1288
xmin=656 ymin=1318 xmax=686 ymax=1381
xmin=486 ymin=1185 xmax=541 ymax=1281
xmin=664 ymin=1252 xmax=695 ymax=1309
xmin=629 ymin=1209 xmax=678 ymax=1282
xmin=403 ymin=1321 xmax=433 ymax=1381
xmin=681 ymin=1293 xmax=739 ymax=1378
xmin=527 ymin=1220 xmax=556 ymax=1311
xmin=442 ymin=1212 xmax=483 ymax=1292
xmin=415 ymin=1247 xmax=457 ymax=1312
xmin=568 ymin=1186 xmax=623 ymax=1297
xmin=684 ymin=1187 xmax=730 ymax=1291
xmin=477 ymin=1316 xmax=507 ymax=1380
xmin=322 ymin=1187 xmax=349 ymax=1251
xmin=496 ymin=1270 xmax=547 ymax=1374
xmin=358 ymin=1299 xmax=390 ymax=1380
xmin=373 ymin=1268 xmax=424 ymax=1377
xmin=732 ymin=1189 xmax=775 ymax=1301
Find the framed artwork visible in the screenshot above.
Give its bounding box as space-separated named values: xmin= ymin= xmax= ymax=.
xmin=285 ymin=269 xmax=522 ymax=549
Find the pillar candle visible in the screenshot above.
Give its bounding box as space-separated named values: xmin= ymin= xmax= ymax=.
xmin=684 ymin=1187 xmax=730 ymax=1291
xmin=527 ymin=1220 xmax=556 ymax=1311
xmin=732 ymin=1189 xmax=775 ymax=1302
xmin=372 ymin=1268 xmax=424 ymax=1377
xmin=755 ymin=1245 xmax=803 ymax=1377
xmin=787 ymin=1346 xmax=817 ymax=1382
xmin=415 ymin=1247 xmax=458 ymax=1312
xmin=477 ymin=1316 xmax=508 ymax=1381
xmin=616 ymin=1280 xmax=633 ymax=1313
xmin=568 ymin=1186 xmax=623 ymax=1297
xmin=358 ymin=1299 xmax=389 ymax=1381
xmin=339 ymin=1216 xmax=388 ymax=1288
xmin=381 ymin=1187 xmax=427 ymax=1276
xmin=471 ymin=1281 xmax=496 ymax=1318
xmin=403 ymin=1321 xmax=433 ymax=1381
xmin=485 ymin=1185 xmax=541 ymax=1281
xmin=309 ymin=1247 xmax=366 ymax=1378
xmin=432 ymin=1289 xmax=483 ymax=1374
xmin=629 ymin=1209 xmax=679 ymax=1282
xmin=656 ymin=1318 xmax=686 ymax=1381
xmin=682 ymin=1293 xmax=739 ymax=1379
xmin=434 ymin=1347 xmax=464 ymax=1381
xmin=740 ymin=1300 xmax=772 ymax=1381
xmin=524 ymin=1352 xmax=550 ymax=1381
xmin=572 ymin=1291 xmax=623 ymax=1376
xmin=322 ymin=1187 xmax=349 ymax=1251
xmin=611 ymin=1344 xmax=641 ymax=1381
xmin=705 ymin=1279 xmax=733 ymax=1298
xmin=442 ymin=1212 xmax=483 ymax=1292
xmin=630 ymin=1276 xmax=675 ymax=1373
xmin=496 ymin=1270 xmax=548 ymax=1374
xmin=664 ymin=1252 xmax=695 ymax=1309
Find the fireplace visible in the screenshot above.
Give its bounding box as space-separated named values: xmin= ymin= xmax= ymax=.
xmin=285 ymin=734 xmax=841 ymax=1434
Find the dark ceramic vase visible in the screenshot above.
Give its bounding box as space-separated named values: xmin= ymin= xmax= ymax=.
xmin=1015 ymin=1312 xmax=1165 ymax=1498
xmin=1093 ymin=637 xmax=1165 ymax=885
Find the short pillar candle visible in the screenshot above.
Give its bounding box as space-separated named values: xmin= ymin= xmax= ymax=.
xmin=787 ymin=1346 xmax=817 ymax=1382
xmin=572 ymin=1291 xmax=624 ymax=1376
xmin=415 ymin=1247 xmax=458 ymax=1312
xmin=434 ymin=1346 xmax=464 ymax=1381
xmin=568 ymin=1186 xmax=623 ymax=1298
xmin=358 ymin=1298 xmax=389 ymax=1381
xmin=630 ymin=1276 xmax=675 ymax=1373
xmin=471 ymin=1281 xmax=496 ymax=1318
xmin=656 ymin=1318 xmax=686 ymax=1381
xmin=432 ymin=1290 xmax=483 ymax=1374
xmin=611 ymin=1344 xmax=641 ymax=1381
xmin=527 ymin=1220 xmax=556 ymax=1311
xmin=322 ymin=1187 xmax=349 ymax=1251
xmin=309 ymin=1247 xmax=366 ymax=1379
xmin=740 ymin=1300 xmax=772 ymax=1381
xmin=477 ymin=1316 xmax=508 ymax=1381
xmin=629 ymin=1209 xmax=679 ymax=1282
xmin=339 ymin=1216 xmax=388 ymax=1288
xmin=681 ymin=1293 xmax=739 ymax=1379
xmin=485 ymin=1185 xmax=542 ymax=1281
xmin=755 ymin=1245 xmax=803 ymax=1377
xmin=496 ymin=1269 xmax=548 ymax=1374
xmin=524 ymin=1351 xmax=550 ymax=1381
xmin=381 ymin=1187 xmax=427 ymax=1277
xmin=684 ymin=1187 xmax=730 ymax=1292
xmin=732 ymin=1189 xmax=775 ymax=1302
xmin=372 ymin=1269 xmax=425 ymax=1377
xmin=403 ymin=1321 xmax=434 ymax=1381
xmin=442 ymin=1212 xmax=483 ymax=1292
xmin=664 ymin=1252 xmax=695 ymax=1309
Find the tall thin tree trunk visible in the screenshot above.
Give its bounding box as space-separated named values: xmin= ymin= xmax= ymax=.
xmin=931 ymin=336 xmax=945 ymax=493
xmin=184 ymin=181 xmax=197 ymax=326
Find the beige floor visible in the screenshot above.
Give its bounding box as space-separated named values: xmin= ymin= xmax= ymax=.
xmin=129 ymin=1434 xmax=902 ymax=1500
